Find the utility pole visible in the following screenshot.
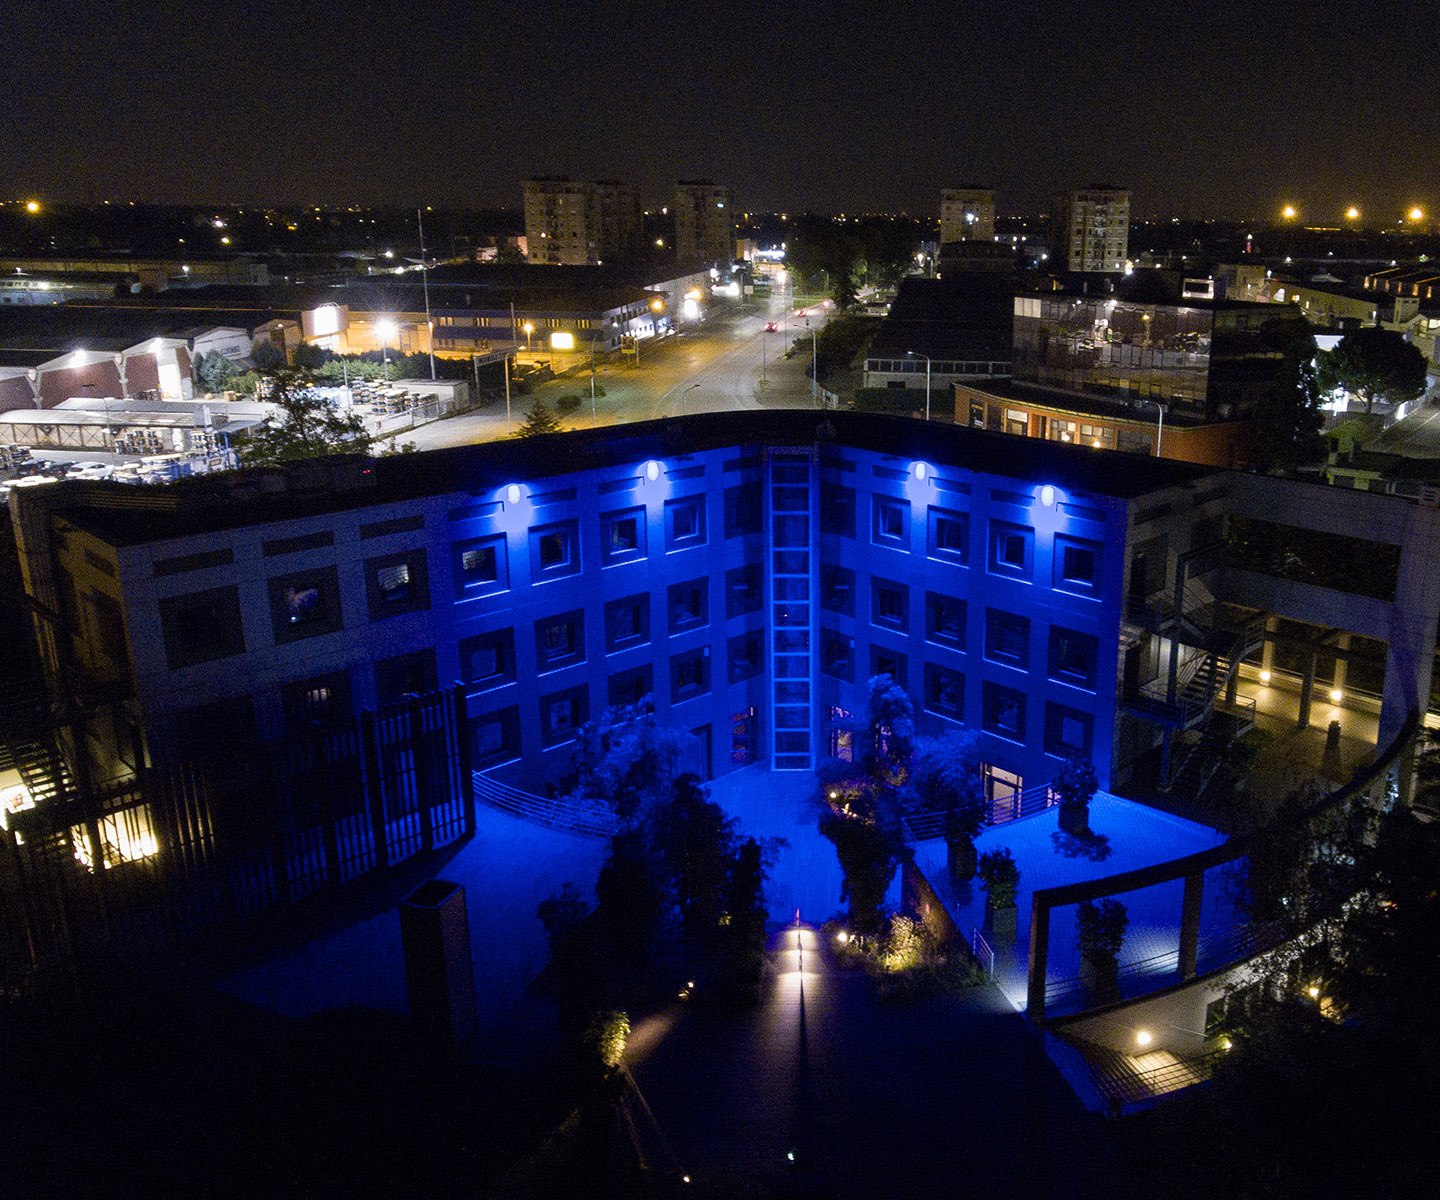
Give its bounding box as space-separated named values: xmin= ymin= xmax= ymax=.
xmin=503 ymin=355 xmax=511 ymax=433
xmin=417 ymin=207 xmax=436 ymax=380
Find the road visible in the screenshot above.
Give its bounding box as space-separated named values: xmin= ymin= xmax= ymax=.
xmin=624 ymin=925 xmax=1125 ymax=1198
xmin=398 ymin=293 xmax=834 ymax=452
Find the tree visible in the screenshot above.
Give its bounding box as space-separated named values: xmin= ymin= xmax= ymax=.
xmin=909 ymin=731 xmax=986 ymax=878
xmin=1250 ymin=318 xmax=1324 ymax=473
xmin=863 ymin=673 xmax=915 ymax=784
xmin=237 ymin=370 xmax=369 ymax=466
xmin=560 ymin=702 xmax=689 ymax=824
xmin=1319 ymin=326 xmax=1429 ymax=415
xmin=649 ymin=774 xmax=737 ymax=980
xmin=251 ymin=338 xmax=286 ymax=371
xmin=717 ymin=838 xmax=768 ymax=1004
xmin=515 ymin=396 xmax=563 ymax=438
xmin=193 ymin=350 xmax=240 ymax=395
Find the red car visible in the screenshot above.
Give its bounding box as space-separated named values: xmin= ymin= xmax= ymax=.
xmin=764 ymin=322 xmax=777 ymax=332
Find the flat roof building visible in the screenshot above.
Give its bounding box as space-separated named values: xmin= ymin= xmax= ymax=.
xmin=1050 ymin=189 xmax=1131 ymax=274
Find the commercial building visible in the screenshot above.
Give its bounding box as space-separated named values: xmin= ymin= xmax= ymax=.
xmin=940 ymin=188 xmax=996 ymax=244
xmin=523 ymin=177 xmax=643 ymax=266
xmin=13 ymin=412 xmax=1436 ymax=825
xmin=861 ymin=276 xmax=1013 ymax=393
xmin=673 ymin=181 xmax=735 ymax=268
xmin=1050 ymin=188 xmax=1131 ymax=274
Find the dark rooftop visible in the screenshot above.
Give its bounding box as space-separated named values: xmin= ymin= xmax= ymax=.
xmin=34 ymin=411 xmax=1218 ymax=549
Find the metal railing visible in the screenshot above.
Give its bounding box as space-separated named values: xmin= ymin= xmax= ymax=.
xmin=470 ymin=772 xmax=619 ymax=839
xmin=901 ymin=779 xmax=1058 ymax=843
xmin=971 ymin=926 xmax=996 ymax=976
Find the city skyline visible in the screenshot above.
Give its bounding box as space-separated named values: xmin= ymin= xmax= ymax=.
xmin=5 ymin=0 xmax=1434 ymax=220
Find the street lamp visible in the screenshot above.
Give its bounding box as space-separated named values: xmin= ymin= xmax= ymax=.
xmin=905 ymin=351 xmax=932 ymax=421
xmin=1143 ymin=398 xmax=1167 ymax=457
xmin=376 ymin=318 xmax=398 ymax=381
xmin=522 ymin=321 xmax=534 ymax=353
xmin=810 ymin=328 xmax=819 ymax=401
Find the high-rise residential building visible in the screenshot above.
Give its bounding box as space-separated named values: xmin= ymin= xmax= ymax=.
xmin=673 ymin=180 xmax=735 ymax=267
xmin=523 ymin=177 xmax=642 ymax=266
xmin=1050 ymin=188 xmax=1131 ymax=273
xmin=940 ymin=188 xmax=996 ymax=243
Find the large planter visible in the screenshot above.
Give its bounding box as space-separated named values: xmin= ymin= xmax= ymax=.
xmin=946 ymin=837 xmax=977 ymax=883
xmin=1058 ymin=799 xmax=1090 ymax=836
xmin=1080 ymin=954 xmax=1120 ymax=1004
xmin=985 ymin=899 xmax=1018 ymax=942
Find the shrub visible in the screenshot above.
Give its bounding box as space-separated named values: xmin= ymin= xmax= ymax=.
xmin=978 ymin=848 xmax=1019 ymax=908
xmin=555 ymin=394 xmax=582 ymax=416
xmin=1077 ymin=897 xmax=1129 ymax=964
xmin=583 ymin=1010 xmax=630 ymax=1070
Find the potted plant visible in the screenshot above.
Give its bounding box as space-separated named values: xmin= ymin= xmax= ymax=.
xmin=977 ymin=848 xmax=1020 ymax=941
xmin=1076 ymin=898 xmax=1128 ymax=1003
xmin=1056 ymin=754 xmax=1098 ymax=837
xmin=911 ymin=732 xmax=985 ymax=883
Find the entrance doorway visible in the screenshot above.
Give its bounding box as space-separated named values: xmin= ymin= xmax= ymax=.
xmin=982 ymin=763 xmax=1023 ymax=822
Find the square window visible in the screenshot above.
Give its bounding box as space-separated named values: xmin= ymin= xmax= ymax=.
xmin=375 ymin=648 xmax=438 ymax=706
xmin=668 ymin=578 xmax=708 ymax=633
xmin=724 ymin=483 xmax=762 ymax=538
xmin=870 ymin=645 xmax=907 ymax=688
xmin=602 ymin=506 xmax=646 ymax=564
xmin=472 ymin=704 xmax=522 ymax=766
xmin=453 ymin=535 xmax=506 ymax=597
xmin=821 ymin=630 xmax=854 ymax=681
xmin=365 ymin=550 xmax=429 ymax=620
xmin=927 ymin=507 xmax=970 ymax=563
xmin=540 ymin=684 xmax=588 ymax=746
xmin=726 ymin=564 xmax=761 ymax=618
xmin=925 ymin=592 xmax=967 ymax=647
xmin=670 ymin=647 xmax=711 ymax=699
xmin=871 ymin=578 xmax=908 ymax=631
xmin=982 ymin=681 xmax=1027 ymax=741
xmin=535 ymin=609 xmax=585 ymax=669
xmin=530 ymin=520 xmax=579 ymax=580
xmin=460 ymin=627 xmax=516 ymax=689
xmin=1054 ymin=535 xmax=1103 ymax=595
xmin=665 ymin=496 xmax=706 ymax=549
xmin=1048 ymin=626 xmax=1098 ymax=689
xmin=989 ymin=520 xmax=1033 ymax=578
xmin=604 ymin=593 xmax=650 ymax=650
xmin=608 ymin=664 xmax=654 ymax=709
xmin=1045 ymin=702 xmax=1093 ymax=757
xmin=984 ymin=609 xmax=1030 ymax=668
xmin=266 ymin=567 xmax=344 ymax=646
xmin=821 ymin=564 xmax=855 ymax=615
xmin=728 ymin=630 xmax=763 ymax=682
xmin=924 ymin=662 xmax=965 ymax=720
xmin=282 ymin=670 xmax=352 ymax=732
xmin=873 ymin=497 xmax=907 ymax=546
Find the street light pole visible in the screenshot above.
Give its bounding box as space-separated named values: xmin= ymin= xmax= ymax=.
xmin=417 ymin=207 xmax=436 ymax=380
xmin=1145 ymin=399 xmax=1167 ymax=457
xmin=906 ymin=350 xmax=932 ymax=421
xmin=810 ymin=329 xmax=818 ymax=400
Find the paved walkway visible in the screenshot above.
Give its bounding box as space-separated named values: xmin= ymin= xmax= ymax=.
xmin=627 ymin=925 xmax=1126 ymax=1197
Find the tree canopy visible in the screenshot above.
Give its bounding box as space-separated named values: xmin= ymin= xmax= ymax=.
xmin=237 ymin=370 xmax=369 ymax=466
xmin=515 ymin=396 xmax=563 ymax=438
xmin=1249 ymin=318 xmax=1324 ymax=473
xmin=1318 ymin=326 xmax=1428 ymax=414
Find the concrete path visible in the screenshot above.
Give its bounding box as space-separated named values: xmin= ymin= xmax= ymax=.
xmin=627 ymin=925 xmax=1126 ymax=1198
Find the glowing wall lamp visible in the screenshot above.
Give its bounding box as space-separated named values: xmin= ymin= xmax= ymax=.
xmin=912 ymin=461 xmax=928 ymax=481
xmin=645 ymin=460 xmax=661 ymax=482
xmin=506 ymin=484 xmax=521 ymax=505
xmin=1135 ymin=1029 xmax=1153 ymax=1048
xmin=1039 ymin=485 xmax=1056 ymax=507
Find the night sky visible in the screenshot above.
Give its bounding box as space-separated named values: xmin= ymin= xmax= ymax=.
xmin=7 ymin=0 xmax=1435 ymax=219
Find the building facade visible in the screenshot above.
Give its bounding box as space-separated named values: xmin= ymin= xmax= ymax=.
xmin=523 ymin=178 xmax=642 ymax=267
xmin=1049 ymin=189 xmax=1131 ymax=274
xmin=940 ymin=189 xmax=996 ymax=244
xmin=673 ymin=181 xmax=735 ymax=267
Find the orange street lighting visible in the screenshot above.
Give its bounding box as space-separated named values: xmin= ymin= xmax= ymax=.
xmin=1409 ymin=206 xmax=1425 ymax=222
xmin=1345 ymin=206 xmax=1360 ymax=221
xmin=1281 ymin=205 xmax=1297 ymax=220
xmin=24 ymin=200 xmax=40 ymax=214
xmin=649 ymin=297 xmax=664 ymax=312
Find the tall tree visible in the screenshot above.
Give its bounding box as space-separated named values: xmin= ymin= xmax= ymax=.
xmin=238 ymin=370 xmax=369 ymax=466
xmin=515 ymin=396 xmax=563 ymax=438
xmin=1250 ymin=318 xmax=1324 ymax=473
xmin=1318 ymin=326 xmax=1429 ymax=414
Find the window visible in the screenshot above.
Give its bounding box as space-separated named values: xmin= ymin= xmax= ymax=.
xmin=375 ymin=648 xmax=438 ymax=706
xmin=821 ymin=564 xmax=855 ymax=615
xmin=604 ymin=593 xmax=650 ymax=650
xmin=266 ymin=567 xmax=343 ymax=645
xmin=665 ymin=496 xmax=706 ymax=549
xmin=453 ymin=535 xmax=507 ymax=597
xmin=989 ymin=520 xmax=1033 ymax=578
xmin=459 ymin=627 xmax=516 ymax=689
xmin=1054 ymin=535 xmax=1102 ymax=595
xmin=724 ymin=483 xmax=761 ymax=538
xmin=1045 ymin=703 xmax=1093 ymax=757
xmin=671 ymin=647 xmax=711 ymax=699
xmin=927 ymin=507 xmax=970 ymax=564
xmin=540 ymin=684 xmax=588 ymax=746
xmin=873 ymin=496 xmax=907 ymax=547
xmin=726 ymin=564 xmax=761 ymax=618
xmin=530 ymin=520 xmax=579 ymax=579
xmin=472 ymin=705 xmax=521 ymax=767
xmin=1048 ymin=626 xmax=1098 ymax=689
xmin=608 ymin=664 xmax=654 ymax=709
xmin=925 ymin=592 xmax=966 ymax=648
xmin=984 ymin=609 xmax=1030 ymax=668
xmin=924 ymin=663 xmax=965 ymax=720
xmin=602 ymin=506 xmax=646 ymax=564
xmin=365 ymin=550 xmax=429 ymax=620
xmin=535 ymin=609 xmax=585 ymax=669
xmin=821 ymin=629 xmax=854 ymax=681
xmin=282 ymin=670 xmax=352 ymax=732
xmin=668 ymin=578 xmax=708 ymax=633
xmin=871 ymin=578 xmax=908 ymax=631
xmin=982 ymin=681 xmax=1027 ymax=741
xmin=870 ymin=645 xmax=907 ymax=688
xmin=728 ymin=630 xmax=763 ymax=682
xmin=820 ymin=482 xmax=856 ymax=537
